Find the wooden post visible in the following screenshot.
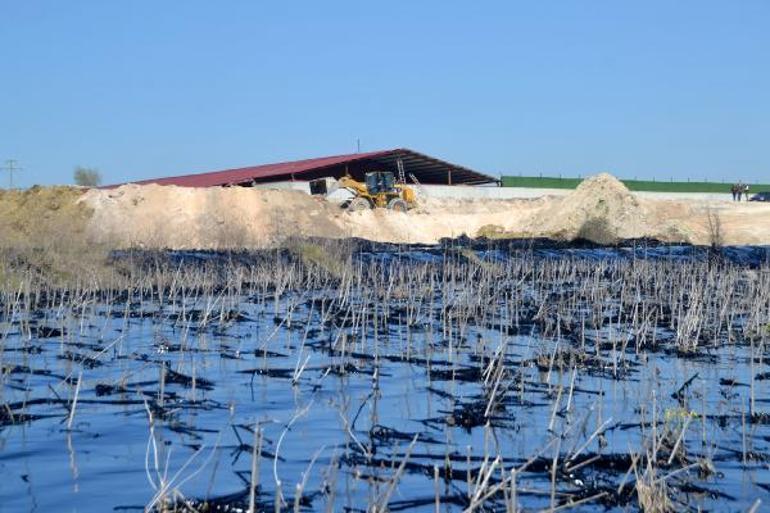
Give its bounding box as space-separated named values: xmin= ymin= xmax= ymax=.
xmin=448 ymin=169 xmax=452 ymax=185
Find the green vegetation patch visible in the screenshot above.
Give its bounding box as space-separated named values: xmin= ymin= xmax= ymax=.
xmin=501 ymin=176 xmax=770 ymax=193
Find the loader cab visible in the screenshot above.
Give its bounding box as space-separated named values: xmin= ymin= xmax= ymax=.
xmin=365 ymin=171 xmax=396 ymax=194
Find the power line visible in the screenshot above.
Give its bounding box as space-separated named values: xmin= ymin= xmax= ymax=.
xmin=1 ymin=159 xmax=23 ymax=189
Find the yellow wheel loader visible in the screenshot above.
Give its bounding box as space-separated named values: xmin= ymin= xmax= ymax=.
xmin=309 ymin=171 xmax=416 ymax=212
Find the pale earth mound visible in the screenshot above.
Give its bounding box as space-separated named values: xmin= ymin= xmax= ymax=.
xmin=67 ymin=173 xmax=770 ymax=249
xmin=79 ymin=184 xmax=344 ymax=248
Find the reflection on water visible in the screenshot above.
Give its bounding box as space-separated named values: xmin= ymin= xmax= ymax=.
xmin=0 ymin=242 xmax=768 ymax=512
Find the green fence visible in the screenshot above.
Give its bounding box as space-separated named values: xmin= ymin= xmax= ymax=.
xmin=501 ymin=176 xmax=770 ymax=193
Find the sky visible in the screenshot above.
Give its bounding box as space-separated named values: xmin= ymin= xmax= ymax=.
xmin=1 ymin=1 xmax=768 ymax=187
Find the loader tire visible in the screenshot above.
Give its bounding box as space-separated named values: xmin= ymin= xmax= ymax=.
xmin=387 ymin=198 xmax=408 ymax=213
xmin=347 ymin=197 xmax=372 ymax=211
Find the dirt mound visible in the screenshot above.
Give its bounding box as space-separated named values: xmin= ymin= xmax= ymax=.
xmin=527 ymin=173 xmax=649 ymax=243
xmin=338 ymin=196 xmax=544 ymax=244
xmin=3 ymin=174 xmax=768 ymax=252
xmin=79 ymin=184 xmax=546 ymax=248
xmin=0 ymin=186 xmax=92 ymax=249
xmin=76 ymin=177 xmax=770 ymax=248
xmin=79 ymin=184 xmax=346 ymax=249
xmin=0 ymin=186 xmax=109 ymax=286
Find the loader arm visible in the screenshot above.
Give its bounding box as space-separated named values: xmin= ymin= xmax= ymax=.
xmin=337 ymin=175 xmax=369 ymax=196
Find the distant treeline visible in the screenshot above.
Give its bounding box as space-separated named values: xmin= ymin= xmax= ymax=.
xmin=501 ymin=176 xmax=770 ymax=193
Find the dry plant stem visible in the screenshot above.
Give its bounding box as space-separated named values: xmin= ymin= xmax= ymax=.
xmin=509 ymin=469 xmax=517 ymax=513
xmin=549 ymin=491 xmax=608 ymax=512
xmin=434 ymin=465 xmax=440 ymax=513
xmin=568 ymin=418 xmax=613 ymax=463
xmin=248 ymin=425 xmax=262 ymax=513
xmin=66 ymin=371 xmax=82 ymax=430
xmin=550 ymin=436 xmax=561 ymax=512
xmin=273 ymin=401 xmax=314 ymax=507
xmin=375 ymin=434 xmax=419 ymax=512
xmin=666 ymin=416 xmax=692 ymax=466
xmin=2 ymin=240 xmax=769 ymax=512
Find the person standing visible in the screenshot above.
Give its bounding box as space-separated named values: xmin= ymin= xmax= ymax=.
xmin=737 ymin=182 xmax=743 ymax=201
xmin=731 ymin=183 xmax=738 ymax=201
xmin=744 ymin=183 xmax=750 ymax=201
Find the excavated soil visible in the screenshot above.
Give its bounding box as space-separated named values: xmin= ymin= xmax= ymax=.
xmin=526 ymin=173 xmax=650 ymax=243
xmin=79 ymin=184 xmax=346 ymax=248
xmin=0 ymin=185 xmax=92 ymax=249
xmin=3 ymin=174 xmax=769 ymax=249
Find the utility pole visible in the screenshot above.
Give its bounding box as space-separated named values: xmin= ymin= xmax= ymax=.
xmin=1 ymin=159 xmax=22 ymax=189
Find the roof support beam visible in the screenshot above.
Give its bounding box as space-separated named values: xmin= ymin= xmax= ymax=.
xmin=120 ymin=148 xmax=497 ymax=188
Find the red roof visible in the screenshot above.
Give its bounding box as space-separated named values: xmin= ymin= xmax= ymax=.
xmin=114 ymin=148 xmax=497 ymax=187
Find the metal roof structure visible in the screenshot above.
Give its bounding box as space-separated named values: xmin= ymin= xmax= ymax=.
xmin=122 ymin=148 xmax=498 ymax=188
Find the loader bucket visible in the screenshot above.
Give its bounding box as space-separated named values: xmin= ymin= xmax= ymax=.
xmin=309 ymin=178 xmax=330 ymax=195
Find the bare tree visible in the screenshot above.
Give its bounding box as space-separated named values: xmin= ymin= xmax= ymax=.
xmin=74 ymin=166 xmax=102 ymax=187
xmin=706 ymin=207 xmax=723 ymax=248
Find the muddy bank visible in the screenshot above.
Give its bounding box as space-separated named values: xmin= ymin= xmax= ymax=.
xmin=79 ymin=184 xmax=345 ymax=248
xmin=2 ymin=174 xmax=769 ymax=250
xmin=0 ymin=185 xmax=92 ymax=249
xmin=78 ymin=174 xmax=770 ymax=248
xmin=343 ymin=174 xmax=770 ymax=246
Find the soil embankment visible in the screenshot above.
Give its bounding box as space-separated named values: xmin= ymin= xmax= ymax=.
xmin=338 ymin=173 xmax=755 ymax=245
xmin=79 ymin=184 xmax=345 ymax=248
xmin=0 ymin=186 xmax=92 ymax=249
xmin=3 ymin=174 xmax=770 ymax=249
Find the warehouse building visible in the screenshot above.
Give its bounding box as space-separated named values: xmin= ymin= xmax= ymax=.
xmin=127 ymin=148 xmax=499 ymax=188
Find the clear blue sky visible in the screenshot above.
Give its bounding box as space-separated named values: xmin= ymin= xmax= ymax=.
xmin=1 ymin=1 xmax=768 ymax=186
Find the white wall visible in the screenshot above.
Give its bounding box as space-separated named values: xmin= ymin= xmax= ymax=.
xmin=254 ymin=181 xmax=566 ymax=201
xmin=253 ymin=181 xmax=735 ymax=202
xmin=634 ymin=191 xmax=734 ymax=201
